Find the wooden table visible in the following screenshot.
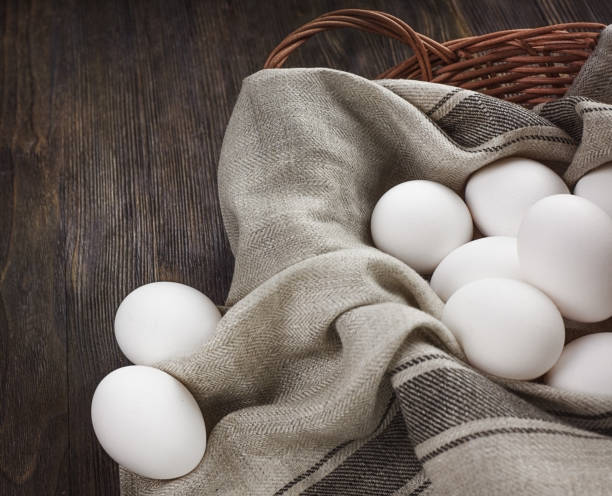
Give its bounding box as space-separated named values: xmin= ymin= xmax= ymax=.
xmin=1 ymin=1 xmax=610 ymax=494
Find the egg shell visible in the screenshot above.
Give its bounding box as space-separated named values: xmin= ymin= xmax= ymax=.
xmin=430 ymin=236 xmax=521 ymax=301
xmin=91 ymin=365 xmax=207 ymax=479
xmin=442 ymin=278 xmax=565 ymax=380
xmin=545 ymin=333 xmax=612 ymax=396
xmin=574 ymin=163 xmax=612 ymax=218
xmin=370 ymin=180 xmax=473 ymax=274
xmin=115 ymin=282 xmax=221 ymax=365
xmin=465 ymin=157 xmax=569 ymax=236
xmin=517 ymin=194 xmax=612 ymax=323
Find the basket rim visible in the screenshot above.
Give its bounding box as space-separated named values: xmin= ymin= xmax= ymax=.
xmin=264 ymin=8 xmax=606 ymax=107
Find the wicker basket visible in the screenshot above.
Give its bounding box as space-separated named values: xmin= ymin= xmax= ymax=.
xmin=264 ymin=9 xmax=605 ymax=108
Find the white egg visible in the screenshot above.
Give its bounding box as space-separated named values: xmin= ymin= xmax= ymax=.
xmin=430 ymin=236 xmax=521 ymax=301
xmin=442 ymin=278 xmax=565 ymax=380
xmin=370 ymin=180 xmax=473 ymax=274
xmin=574 ymin=163 xmax=612 ymax=218
xmin=517 ymin=194 xmax=612 ymax=323
xmin=115 ymin=282 xmax=221 ymax=365
xmin=465 ymin=157 xmax=569 ymax=236
xmin=91 ymin=366 xmax=206 ymax=479
xmin=545 ymin=333 xmax=612 ymax=396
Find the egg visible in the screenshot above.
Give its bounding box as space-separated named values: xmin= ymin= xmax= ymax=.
xmin=91 ymin=366 xmax=206 ymax=479
xmin=465 ymin=157 xmax=569 ymax=236
xmin=115 ymin=282 xmax=221 ymax=365
xmin=370 ymin=180 xmax=473 ymax=274
xmin=545 ymin=333 xmax=612 ymax=396
xmin=574 ymin=163 xmax=612 ymax=218
xmin=442 ymin=278 xmax=565 ymax=380
xmin=517 ymin=194 xmax=612 ymax=323
xmin=430 ymin=236 xmax=521 ymax=301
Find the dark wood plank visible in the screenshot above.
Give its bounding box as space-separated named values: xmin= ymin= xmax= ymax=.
xmin=584 ymin=0 xmax=612 ymax=23
xmin=453 ymin=0 xmax=612 ymax=34
xmin=0 ymin=0 xmax=69 ymax=494
xmin=0 ymin=1 xmax=609 ymax=494
xmin=60 ymin=2 xmax=134 ymax=493
xmin=452 ymin=0 xmax=550 ymax=33
xmin=537 ymin=0 xmax=598 ymax=24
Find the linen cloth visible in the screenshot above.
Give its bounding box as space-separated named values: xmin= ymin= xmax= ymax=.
xmin=121 ymin=26 xmax=612 ymax=495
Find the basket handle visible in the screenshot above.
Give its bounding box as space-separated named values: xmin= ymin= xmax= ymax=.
xmin=264 ymin=9 xmax=458 ymax=81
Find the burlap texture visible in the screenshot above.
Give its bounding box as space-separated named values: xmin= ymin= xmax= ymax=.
xmin=121 ymin=26 xmax=612 ymax=495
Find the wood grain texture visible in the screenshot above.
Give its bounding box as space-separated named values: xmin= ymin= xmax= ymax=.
xmin=0 ymin=0 xmax=69 ymax=494
xmin=0 ymin=1 xmax=610 ymax=494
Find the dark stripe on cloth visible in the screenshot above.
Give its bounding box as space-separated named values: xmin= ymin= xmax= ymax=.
xmin=452 ymin=133 xmax=572 ymax=154
xmin=420 ymin=426 xmax=610 ymax=463
xmin=436 ymin=93 xmax=557 ymax=147
xmin=548 ymin=409 xmax=612 ymax=420
xmin=409 ymin=480 xmax=432 ymax=495
xmin=301 ymin=412 xmax=425 ymax=496
xmin=272 ymin=441 xmax=351 ymax=496
xmin=396 ymin=367 xmax=552 ymax=444
xmin=581 ymin=106 xmax=612 ymax=113
xmin=389 ymin=353 xmax=453 ymax=376
xmin=425 ymin=88 xmax=462 ymax=117
xmin=537 ymin=96 xmax=589 ymax=142
xmin=507 ymin=389 xmax=612 ymax=434
xmin=273 ymin=395 xmax=397 ymax=496
xmin=544 ymin=410 xmax=612 ymax=436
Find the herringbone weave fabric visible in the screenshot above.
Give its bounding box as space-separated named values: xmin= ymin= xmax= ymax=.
xmin=121 ymin=26 xmax=612 ymax=496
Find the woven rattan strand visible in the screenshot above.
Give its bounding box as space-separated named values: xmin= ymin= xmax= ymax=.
xmin=265 ymin=9 xmax=605 ymax=107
